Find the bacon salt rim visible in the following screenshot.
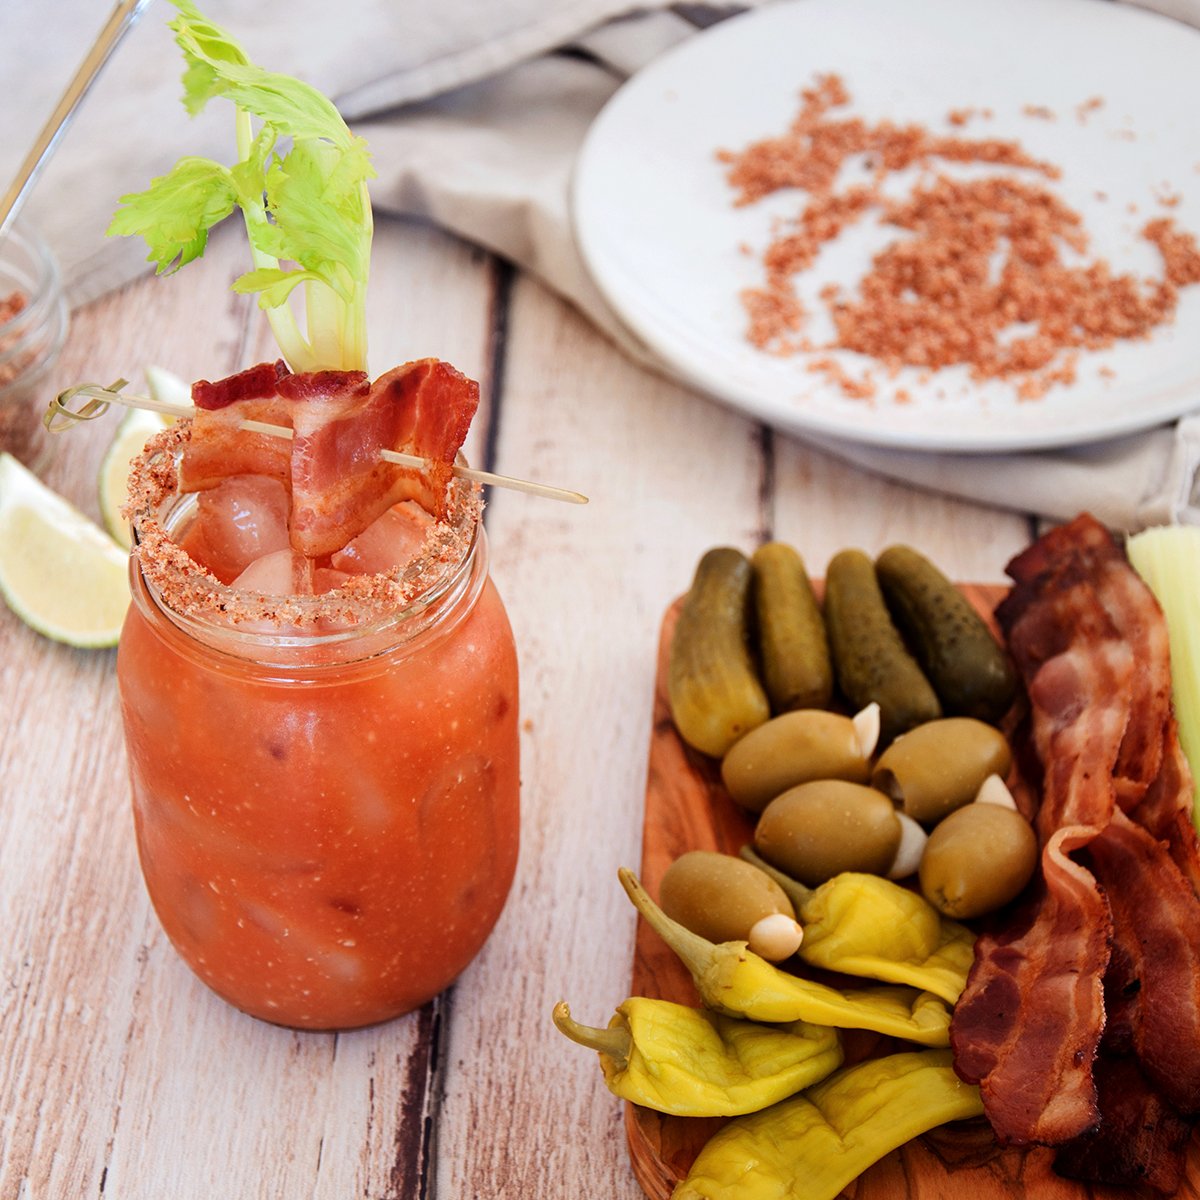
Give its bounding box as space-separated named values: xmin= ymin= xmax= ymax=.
xmin=122 ymin=422 xmax=483 ymax=630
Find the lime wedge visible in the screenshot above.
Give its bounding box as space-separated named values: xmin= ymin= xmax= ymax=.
xmin=0 ymin=452 xmax=129 ymax=648
xmin=99 ymin=407 xmax=171 ymax=549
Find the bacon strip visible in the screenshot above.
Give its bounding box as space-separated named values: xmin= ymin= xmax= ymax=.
xmin=181 ymin=360 xmax=294 ymax=490
xmin=1126 ymin=723 xmax=1200 ymax=897
xmin=1052 ymin=811 xmax=1200 ymax=1193
xmin=1053 ymin=1055 xmax=1192 ymax=1195
xmin=1087 ymin=809 xmax=1200 ymax=1115
xmin=950 ymin=513 xmax=1200 ymax=1152
xmin=286 ymin=359 xmax=478 ymax=557
xmin=178 ymin=359 xmax=479 ymax=558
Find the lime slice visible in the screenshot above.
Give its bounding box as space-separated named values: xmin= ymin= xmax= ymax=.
xmin=99 ymin=407 xmax=171 ymax=549
xmin=0 ymin=452 xmax=129 ymax=648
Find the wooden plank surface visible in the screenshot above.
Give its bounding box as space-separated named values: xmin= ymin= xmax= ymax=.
xmin=0 ymin=216 xmax=1042 ymax=1199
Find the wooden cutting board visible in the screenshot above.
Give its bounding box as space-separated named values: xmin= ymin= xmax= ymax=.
xmin=628 ymin=587 xmax=1200 ymax=1200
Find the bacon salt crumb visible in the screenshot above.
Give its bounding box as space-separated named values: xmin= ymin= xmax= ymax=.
xmin=125 ymin=424 xmax=483 ymax=629
xmin=807 ymin=356 xmax=876 ymax=400
xmin=1076 ymin=96 xmax=1105 ymax=123
xmin=1023 ymin=105 xmax=1056 ymax=120
xmin=720 ymin=74 xmax=1200 ymax=401
xmin=0 ymin=291 xmax=30 ymax=389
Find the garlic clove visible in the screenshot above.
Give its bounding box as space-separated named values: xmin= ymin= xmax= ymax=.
xmin=975 ymin=773 xmax=1017 ymax=810
xmin=747 ymin=912 xmax=804 ymax=961
xmin=886 ymin=811 xmax=928 ymax=880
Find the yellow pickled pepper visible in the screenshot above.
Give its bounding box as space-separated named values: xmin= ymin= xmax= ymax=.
xmin=552 ymin=998 xmax=842 ymax=1117
xmin=798 ymin=874 xmax=974 ymax=1004
xmin=619 ymin=869 xmax=953 ymax=1047
xmin=740 ymin=850 xmax=976 ymax=1004
xmin=673 ymin=1050 xmax=984 ymax=1200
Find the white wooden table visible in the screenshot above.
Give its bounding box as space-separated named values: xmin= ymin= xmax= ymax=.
xmin=0 ymin=217 xmax=1033 ymax=1199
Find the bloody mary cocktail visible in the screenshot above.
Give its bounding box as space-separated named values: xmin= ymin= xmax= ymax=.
xmin=118 ymin=428 xmax=519 ymax=1029
xmin=102 ymin=3 xmax=524 ymax=1029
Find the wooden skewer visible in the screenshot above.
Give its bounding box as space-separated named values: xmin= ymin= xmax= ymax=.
xmin=46 ymin=381 xmax=589 ymax=506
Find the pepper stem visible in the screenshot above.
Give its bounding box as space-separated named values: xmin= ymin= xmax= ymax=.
xmin=617 ymin=867 xmax=720 ymax=976
xmin=551 ymin=1002 xmax=632 ymax=1071
xmin=739 ymin=845 xmax=813 ymax=913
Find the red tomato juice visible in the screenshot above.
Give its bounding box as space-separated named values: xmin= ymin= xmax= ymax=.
xmin=117 ymin=509 xmax=519 ymax=1030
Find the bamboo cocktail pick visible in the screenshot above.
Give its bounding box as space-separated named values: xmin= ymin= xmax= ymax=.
xmin=46 ymin=380 xmax=589 ymax=506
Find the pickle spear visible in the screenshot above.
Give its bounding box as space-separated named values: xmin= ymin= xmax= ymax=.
xmin=824 ymin=549 xmax=940 ymax=745
xmin=669 ymin=548 xmax=770 ymax=758
xmin=752 ymin=542 xmax=833 ymax=713
xmin=876 ymin=544 xmax=1016 ymax=723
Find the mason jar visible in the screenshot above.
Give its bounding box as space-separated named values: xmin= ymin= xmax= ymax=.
xmin=117 ymin=433 xmax=519 ymax=1029
xmin=0 ymin=222 xmax=69 ymax=470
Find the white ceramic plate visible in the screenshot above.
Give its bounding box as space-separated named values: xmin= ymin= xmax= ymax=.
xmin=573 ymin=0 xmax=1200 ymax=452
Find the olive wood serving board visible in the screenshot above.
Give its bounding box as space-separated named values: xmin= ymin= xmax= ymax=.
xmin=628 ymin=585 xmax=1200 ymax=1200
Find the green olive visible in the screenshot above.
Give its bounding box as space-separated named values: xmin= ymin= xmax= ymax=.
xmin=721 ymin=709 xmax=871 ymax=814
xmin=871 ymin=718 xmax=1013 ymax=824
xmin=755 ymin=781 xmax=902 ymax=887
xmin=659 ymin=851 xmax=800 ymax=958
xmin=919 ymin=804 xmax=1037 ymax=919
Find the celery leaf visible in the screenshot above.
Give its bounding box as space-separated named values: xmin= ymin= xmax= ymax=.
xmin=108 ymin=158 xmax=238 ymax=274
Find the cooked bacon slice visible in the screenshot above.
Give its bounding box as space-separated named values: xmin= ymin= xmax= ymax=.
xmin=954 ymin=513 xmax=1200 ymax=1159
xmin=285 ymin=359 xmax=478 ymax=557
xmin=1004 ymin=514 xmax=1174 ymax=815
xmin=1088 ymin=809 xmax=1200 ymax=1114
xmin=953 ymin=517 xmax=1130 ymax=1144
xmin=1126 ymin=724 xmax=1200 ymax=898
xmin=1053 ymin=1055 xmax=1192 ymax=1195
xmin=951 ymin=828 xmax=1112 ymax=1144
xmin=1053 ymin=821 xmax=1199 ymax=1193
xmin=178 ymin=359 xmax=479 ymax=558
xmin=181 ymin=360 xmax=294 ymax=491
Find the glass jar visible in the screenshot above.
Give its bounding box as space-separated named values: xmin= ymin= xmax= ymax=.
xmin=0 ymin=222 xmax=69 ymax=470
xmin=117 ymin=471 xmax=520 ymax=1030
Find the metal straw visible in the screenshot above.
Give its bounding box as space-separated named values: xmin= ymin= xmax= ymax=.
xmin=0 ymin=0 xmax=154 ymax=238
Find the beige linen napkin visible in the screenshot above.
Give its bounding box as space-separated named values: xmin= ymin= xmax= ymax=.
xmin=5 ymin=0 xmax=1199 ymax=529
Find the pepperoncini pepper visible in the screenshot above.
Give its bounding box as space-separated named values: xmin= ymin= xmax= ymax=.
xmin=674 ymin=1050 xmax=984 ymax=1200
xmin=740 ymin=850 xmax=975 ymax=1004
xmin=619 ymin=869 xmax=952 ymax=1047
xmin=552 ymin=998 xmax=842 ymax=1116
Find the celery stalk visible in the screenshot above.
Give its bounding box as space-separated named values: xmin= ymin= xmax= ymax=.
xmin=1127 ymin=525 xmax=1200 ymax=831
xmin=107 ymin=1 xmax=375 ymax=374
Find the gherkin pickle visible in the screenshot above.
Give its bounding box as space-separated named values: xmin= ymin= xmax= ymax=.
xmin=721 ymin=709 xmax=871 ymax=814
xmin=919 ymin=803 xmax=1037 ymax=919
xmin=876 ymin=544 xmax=1017 ymax=723
xmin=824 ymin=549 xmax=941 ymax=745
xmin=668 ymin=548 xmax=770 ymax=758
xmin=872 ymin=718 xmax=1013 ymax=824
xmin=751 ymin=542 xmax=833 ymax=713
xmin=756 ymin=781 xmax=902 ymax=887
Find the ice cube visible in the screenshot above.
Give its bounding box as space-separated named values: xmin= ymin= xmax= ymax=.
xmin=331 ymin=502 xmax=431 ymax=576
xmin=194 ymin=475 xmax=291 ymax=582
xmin=313 ymin=567 xmax=352 ymax=594
xmin=233 ymin=549 xmax=314 ymax=596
